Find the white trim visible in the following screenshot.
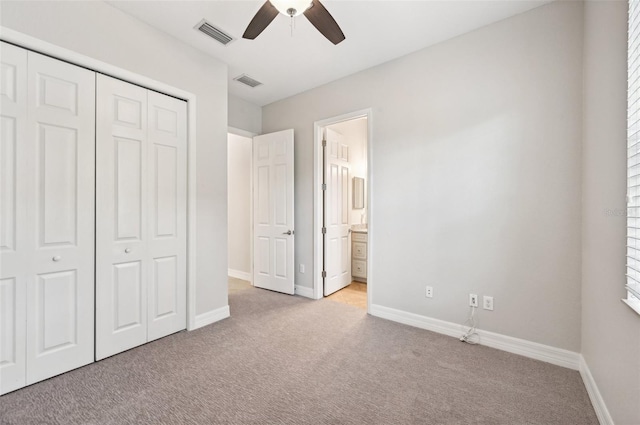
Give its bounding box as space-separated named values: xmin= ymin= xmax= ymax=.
xmin=193 ymin=305 xmax=230 ymax=330
xmin=187 ymin=98 xmax=197 ymax=331
xmin=365 ymin=113 xmax=373 ymax=313
xmin=370 ymin=304 xmax=581 ymax=370
xmin=313 ymin=109 xmax=374 ymax=307
xmin=228 ymin=269 xmax=252 ymax=283
xmin=313 ymin=121 xmax=323 ymax=300
xmin=580 ymin=355 xmax=614 ymax=425
xmin=0 ymin=27 xmax=199 ymax=331
xmin=622 ymin=296 xmax=640 ymax=316
xmin=295 ymin=285 xmax=315 ymax=299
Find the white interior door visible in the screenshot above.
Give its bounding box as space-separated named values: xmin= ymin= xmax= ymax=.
xmin=252 ymin=129 xmax=295 ymax=295
xmin=323 ymin=128 xmax=351 ymax=296
xmin=25 ymin=50 xmax=96 ymax=384
xmin=96 ymin=75 xmax=149 ymax=360
xmin=146 ymin=91 xmax=187 ymax=342
xmin=96 ymin=75 xmax=187 ymax=360
xmin=1 ymin=42 xmax=28 ymax=394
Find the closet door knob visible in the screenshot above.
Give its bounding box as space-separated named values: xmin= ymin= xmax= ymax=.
xmin=52 ymin=256 xmax=61 ymax=262
xmin=125 ymin=248 xmax=131 ymax=253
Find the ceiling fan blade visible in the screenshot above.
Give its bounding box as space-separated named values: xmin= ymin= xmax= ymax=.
xmin=303 ymin=0 xmax=345 ymax=45
xmin=243 ymin=1 xmax=279 ymax=40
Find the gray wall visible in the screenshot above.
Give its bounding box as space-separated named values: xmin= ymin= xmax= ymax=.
xmin=0 ymin=1 xmax=229 ymax=316
xmin=263 ymin=1 xmax=584 ymax=351
xmin=582 ymin=1 xmax=640 ymax=423
xmin=229 ymin=95 xmax=262 ymax=134
xmin=228 ymin=133 xmax=252 ymax=275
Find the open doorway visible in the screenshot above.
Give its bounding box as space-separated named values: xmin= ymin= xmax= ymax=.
xmin=227 ymin=131 xmax=253 ymax=294
xmin=314 ymin=110 xmax=372 ymax=311
xmin=228 ymin=128 xmax=297 ymax=297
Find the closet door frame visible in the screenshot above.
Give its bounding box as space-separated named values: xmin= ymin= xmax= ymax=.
xmin=0 ymin=28 xmax=199 ymax=331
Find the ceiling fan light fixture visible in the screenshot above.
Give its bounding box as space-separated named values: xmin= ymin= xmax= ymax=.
xmin=269 ymin=0 xmax=312 ymax=17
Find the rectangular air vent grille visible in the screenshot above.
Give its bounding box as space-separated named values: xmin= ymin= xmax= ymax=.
xmin=195 ymin=19 xmax=234 ymax=45
xmin=234 ymin=74 xmax=263 ymax=88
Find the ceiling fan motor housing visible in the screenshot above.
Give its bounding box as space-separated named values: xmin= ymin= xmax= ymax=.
xmin=270 ymin=0 xmax=313 ymax=17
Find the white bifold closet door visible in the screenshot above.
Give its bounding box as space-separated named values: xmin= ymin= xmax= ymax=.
xmin=1 ymin=42 xmax=96 ymax=394
xmin=95 ymin=74 xmax=187 ymax=360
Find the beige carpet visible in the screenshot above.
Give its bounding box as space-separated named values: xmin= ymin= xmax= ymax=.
xmin=0 ymin=287 xmax=597 ymax=424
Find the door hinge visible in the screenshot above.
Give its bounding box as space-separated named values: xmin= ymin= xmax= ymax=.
xmin=321 ymin=183 xmax=327 ymax=191
xmin=322 ymin=227 xmax=327 ymax=234
xmin=322 ymin=270 xmax=327 ymax=278
xmin=322 ymin=139 xmax=327 ymax=147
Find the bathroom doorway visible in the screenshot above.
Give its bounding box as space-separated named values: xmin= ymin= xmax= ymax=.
xmin=314 ymin=110 xmax=372 ymax=311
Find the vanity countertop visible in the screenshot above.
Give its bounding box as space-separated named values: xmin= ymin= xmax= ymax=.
xmin=351 ymin=227 xmax=368 ymax=234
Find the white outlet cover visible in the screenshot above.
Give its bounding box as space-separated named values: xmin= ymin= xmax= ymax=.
xmin=483 ymin=296 xmax=494 ymax=311
xmin=425 ymin=286 xmax=433 ymax=298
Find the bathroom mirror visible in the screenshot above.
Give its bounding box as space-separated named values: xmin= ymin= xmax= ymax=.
xmin=353 ymin=177 xmax=365 ymax=209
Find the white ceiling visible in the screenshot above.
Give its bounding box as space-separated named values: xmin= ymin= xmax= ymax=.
xmin=109 ymin=0 xmax=550 ymax=106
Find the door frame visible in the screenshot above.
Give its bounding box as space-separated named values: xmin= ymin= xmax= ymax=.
xmin=313 ymin=109 xmax=373 ymax=312
xmin=1 ymin=28 xmax=200 ymax=330
xmin=228 ymin=126 xmax=257 ymax=284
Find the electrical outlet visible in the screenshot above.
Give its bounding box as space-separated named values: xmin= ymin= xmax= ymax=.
xmin=469 ymin=293 xmax=478 ymax=307
xmin=483 ymin=296 xmax=494 ymax=311
xmin=299 ymin=264 xmax=305 ymax=273
xmin=425 ymin=286 xmax=433 ymax=298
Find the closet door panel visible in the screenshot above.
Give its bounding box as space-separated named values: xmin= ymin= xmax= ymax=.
xmin=36 ymin=124 xmax=78 ymax=246
xmin=25 ymin=51 xmax=95 ymax=384
xmin=96 ymin=75 xmax=148 ymax=360
xmin=0 ymin=42 xmax=28 ymax=395
xmin=113 ymin=261 xmax=144 ymax=331
xmin=34 ymin=271 xmax=78 ymax=351
xmin=147 ymin=91 xmax=186 ymax=342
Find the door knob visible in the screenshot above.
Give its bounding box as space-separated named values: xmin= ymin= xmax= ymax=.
xmin=125 ymin=248 xmax=131 ymax=253
xmin=52 ymin=256 xmax=61 ymax=262
xmin=282 ymin=230 xmax=294 ymax=235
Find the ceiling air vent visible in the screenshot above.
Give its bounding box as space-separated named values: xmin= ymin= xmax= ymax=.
xmin=234 ymin=74 xmax=263 ymax=88
xmin=195 ymin=19 xmax=234 ymax=46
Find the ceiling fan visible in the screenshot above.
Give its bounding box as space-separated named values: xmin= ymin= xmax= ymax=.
xmin=243 ymin=0 xmax=345 ymax=45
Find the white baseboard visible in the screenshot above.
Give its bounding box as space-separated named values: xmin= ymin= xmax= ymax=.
xmin=295 ymin=285 xmax=315 ymax=299
xmin=580 ymin=355 xmax=614 ymax=425
xmin=369 ymin=304 xmax=580 ymax=370
xmin=193 ymin=305 xmax=230 ymax=330
xmin=228 ymin=269 xmax=251 ymax=282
